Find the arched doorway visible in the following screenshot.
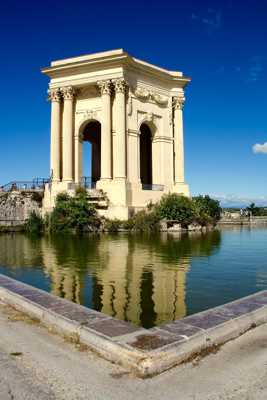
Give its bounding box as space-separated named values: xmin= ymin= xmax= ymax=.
xmin=82 ymin=120 xmax=101 ymax=186
xmin=139 ymin=123 xmax=152 ymax=187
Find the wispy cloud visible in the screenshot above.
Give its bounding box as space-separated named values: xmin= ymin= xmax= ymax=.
xmin=253 ymin=142 xmax=267 ymax=154
xmin=211 ymin=194 xmax=267 ymax=208
xmin=191 ymin=8 xmax=222 ymax=33
xmin=247 ymin=56 xmax=264 ymax=82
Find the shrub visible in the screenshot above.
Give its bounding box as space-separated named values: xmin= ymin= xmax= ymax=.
xmin=128 ymin=210 xmax=161 ymax=233
xmin=193 ymin=195 xmax=221 ymax=225
xmin=31 ymin=191 xmax=43 ymax=204
xmin=25 ymin=211 xmax=44 ymax=234
xmin=122 ymin=218 xmax=135 ymax=231
xmin=155 ymin=193 xmax=196 ymax=227
xmin=105 ymin=219 xmax=122 ymax=232
xmin=48 ymin=189 xmax=101 ymax=233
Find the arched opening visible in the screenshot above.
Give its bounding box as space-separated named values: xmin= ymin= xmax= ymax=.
xmin=82 ymin=120 xmax=101 ymax=186
xmin=139 ymin=123 xmax=152 ymax=187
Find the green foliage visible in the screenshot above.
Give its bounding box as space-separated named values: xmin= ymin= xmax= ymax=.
xmin=193 ymin=195 xmax=221 ymax=225
xmin=122 ymin=218 xmax=135 ymax=230
xmin=31 ymin=191 xmax=43 ymax=204
xmin=155 ymin=193 xmax=196 ymax=227
xmin=105 ymin=219 xmax=122 ymax=232
xmin=127 ymin=210 xmax=161 ymax=232
xmin=246 ymin=203 xmax=267 ymax=216
xmin=47 ymin=189 xmax=101 ymax=233
xmin=25 ymin=211 xmax=44 ymax=234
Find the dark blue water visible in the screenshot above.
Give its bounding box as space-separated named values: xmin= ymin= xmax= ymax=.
xmin=0 ymin=227 xmax=266 ymax=328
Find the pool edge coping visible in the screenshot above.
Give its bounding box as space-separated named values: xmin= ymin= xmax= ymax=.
xmin=1 ymin=273 xmax=267 ymax=377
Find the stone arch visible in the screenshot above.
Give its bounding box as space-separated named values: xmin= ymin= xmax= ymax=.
xmin=79 ymin=119 xmax=101 ymax=184
xmin=137 ymin=116 xmax=157 ymax=138
xmin=139 ymin=123 xmax=153 ymax=187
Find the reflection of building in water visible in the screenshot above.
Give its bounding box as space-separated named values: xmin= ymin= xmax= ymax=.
xmin=41 ymin=238 xmax=82 ymax=304
xmin=91 ymin=235 xmax=190 ymax=327
xmin=39 ymin=234 xmax=190 ymax=326
xmin=3 ymin=230 xmax=220 ymax=327
xmin=0 ymin=234 xmax=42 ymax=267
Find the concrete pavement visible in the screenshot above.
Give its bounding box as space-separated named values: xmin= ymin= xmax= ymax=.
xmin=1 ymin=302 xmax=267 ymax=400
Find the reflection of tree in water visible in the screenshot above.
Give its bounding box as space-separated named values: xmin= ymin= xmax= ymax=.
xmin=41 ymin=234 xmax=102 ymax=304
xmin=128 ymin=230 xmax=221 ymax=262
xmin=0 ymin=233 xmax=43 ymax=267
xmin=0 ymin=230 xmax=221 ymax=328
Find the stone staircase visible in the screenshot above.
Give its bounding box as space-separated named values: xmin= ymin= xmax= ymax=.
xmin=85 ymin=189 xmax=109 ymax=211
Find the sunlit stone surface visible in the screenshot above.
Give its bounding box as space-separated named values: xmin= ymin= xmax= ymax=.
xmin=42 ymin=49 xmax=190 ymax=219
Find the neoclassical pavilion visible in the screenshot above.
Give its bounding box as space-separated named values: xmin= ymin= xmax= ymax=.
xmin=42 ymin=49 xmax=190 ymax=219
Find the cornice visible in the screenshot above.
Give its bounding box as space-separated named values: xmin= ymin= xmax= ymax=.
xmin=41 ymin=50 xmax=191 ymax=89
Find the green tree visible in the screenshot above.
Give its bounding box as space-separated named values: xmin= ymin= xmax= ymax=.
xmin=25 ymin=211 xmax=44 ymax=234
xmin=193 ymin=195 xmax=221 ymax=225
xmin=155 ymin=193 xmax=196 ymax=226
xmin=48 ymin=188 xmax=101 ymax=233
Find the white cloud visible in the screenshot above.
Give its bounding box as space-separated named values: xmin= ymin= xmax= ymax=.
xmin=247 ymin=56 xmax=264 ymax=82
xmin=253 ymin=142 xmax=267 ymax=154
xmin=210 ymin=194 xmax=267 ymax=208
xmin=191 ymin=8 xmax=222 ymax=33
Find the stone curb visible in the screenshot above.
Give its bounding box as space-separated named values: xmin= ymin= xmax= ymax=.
xmin=1 ymin=273 xmax=267 ymax=377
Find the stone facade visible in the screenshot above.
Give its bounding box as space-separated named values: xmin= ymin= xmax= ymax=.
xmin=42 ymin=49 xmax=191 ymax=219
xmin=0 ymin=192 xmax=42 ymax=225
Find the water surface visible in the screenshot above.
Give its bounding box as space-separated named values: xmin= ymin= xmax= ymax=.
xmin=0 ymin=227 xmax=267 ymax=328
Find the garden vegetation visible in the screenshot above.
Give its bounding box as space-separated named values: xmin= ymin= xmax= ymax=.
xmin=25 ymin=190 xmax=221 ymax=235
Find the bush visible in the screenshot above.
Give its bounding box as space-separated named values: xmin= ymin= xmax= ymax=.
xmin=105 ymin=219 xmax=122 ymax=232
xmin=127 ymin=210 xmax=161 ymax=233
xmin=193 ymin=195 xmax=221 ymax=225
xmin=47 ymin=188 xmax=101 ymax=233
xmin=31 ymin=191 xmax=43 ymax=204
xmin=155 ymin=193 xmax=196 ymax=227
xmin=25 ymin=211 xmax=44 ymax=234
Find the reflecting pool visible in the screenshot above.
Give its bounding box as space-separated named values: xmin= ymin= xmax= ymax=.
xmin=0 ymin=227 xmax=267 ymax=328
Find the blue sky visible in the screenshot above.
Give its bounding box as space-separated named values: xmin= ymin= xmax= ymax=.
xmin=0 ymin=0 xmax=267 ymax=207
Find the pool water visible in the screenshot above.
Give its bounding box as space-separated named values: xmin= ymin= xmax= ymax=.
xmin=0 ymin=227 xmax=267 ymax=328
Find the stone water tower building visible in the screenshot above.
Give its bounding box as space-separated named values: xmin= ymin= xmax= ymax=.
xmin=42 ymin=49 xmax=190 ymax=219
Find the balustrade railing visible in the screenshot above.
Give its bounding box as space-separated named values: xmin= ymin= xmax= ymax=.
xmin=0 ymin=178 xmax=50 ymax=192
xmin=142 ymin=184 xmax=164 ymax=191
xmin=80 ymin=177 xmax=97 ymax=190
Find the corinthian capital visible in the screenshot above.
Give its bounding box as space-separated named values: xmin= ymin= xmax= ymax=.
xmin=112 ymin=78 xmax=127 ymax=94
xmin=48 ymin=88 xmax=61 ymax=102
xmin=61 ymin=86 xmax=75 ymax=100
xmin=173 ymin=94 xmax=185 ymax=110
xmin=97 ymin=80 xmax=112 ymax=96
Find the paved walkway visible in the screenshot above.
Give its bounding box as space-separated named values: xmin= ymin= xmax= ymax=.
xmin=1 ymin=303 xmax=267 ymax=400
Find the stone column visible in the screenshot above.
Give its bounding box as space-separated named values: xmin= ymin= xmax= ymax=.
xmin=74 ymin=132 xmax=82 ymax=184
xmin=48 ymin=88 xmax=61 ymax=182
xmin=61 ymin=86 xmax=75 ymax=182
xmin=173 ymin=94 xmax=185 ymax=184
xmin=97 ymin=80 xmax=112 ymax=181
xmin=113 ymin=78 xmax=127 ymax=180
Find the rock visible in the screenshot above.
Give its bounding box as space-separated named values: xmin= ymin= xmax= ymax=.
xmin=187 ymin=223 xmax=202 ymax=231
xmin=0 ymin=191 xmax=42 ymax=226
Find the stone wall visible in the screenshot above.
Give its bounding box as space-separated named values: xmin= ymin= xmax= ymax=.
xmin=0 ymin=191 xmax=43 ymax=226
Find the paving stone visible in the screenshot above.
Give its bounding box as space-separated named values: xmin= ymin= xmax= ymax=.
xmin=88 ymin=318 xmax=142 ymax=337
xmin=31 ymin=293 xmax=66 ymax=309
xmin=128 ymin=329 xmax=183 ymax=350
xmin=182 ymin=310 xmax=229 ymax=330
xmin=159 ymin=320 xmax=203 ymax=337
xmin=249 ymin=292 xmax=267 ymax=306
xmin=220 ymin=299 xmax=263 ymax=318
xmin=52 ymin=303 xmax=107 ymax=324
